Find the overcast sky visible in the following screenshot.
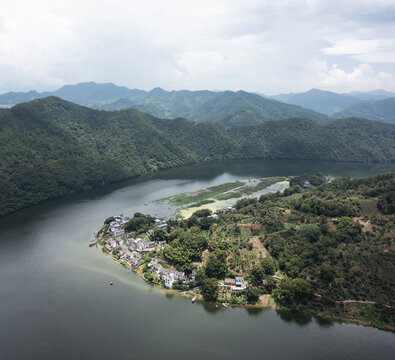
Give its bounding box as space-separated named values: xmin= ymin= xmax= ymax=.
xmin=1 ymin=0 xmax=395 ymax=94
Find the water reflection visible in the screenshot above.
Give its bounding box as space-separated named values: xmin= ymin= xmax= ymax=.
xmin=315 ymin=317 xmax=335 ymax=328
xmin=276 ymin=309 xmax=313 ymax=326
xmin=245 ymin=307 xmax=266 ymax=317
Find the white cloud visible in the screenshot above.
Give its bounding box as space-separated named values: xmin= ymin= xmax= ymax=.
xmin=0 ymin=0 xmax=394 ymax=94
xmin=303 ymin=60 xmax=395 ymax=92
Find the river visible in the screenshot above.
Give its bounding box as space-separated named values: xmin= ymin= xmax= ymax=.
xmin=0 ymin=159 xmax=394 ymax=360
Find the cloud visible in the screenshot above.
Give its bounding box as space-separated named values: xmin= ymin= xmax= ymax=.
xmin=322 ymin=38 xmax=395 ymax=63
xmin=0 ymin=0 xmax=394 ymax=94
xmin=304 ymin=59 xmax=395 ymax=92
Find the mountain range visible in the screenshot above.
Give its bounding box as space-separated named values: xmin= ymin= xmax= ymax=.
xmin=0 ymin=82 xmax=331 ymax=126
xmin=0 ymin=96 xmax=394 ymax=216
xmin=271 ymin=88 xmax=395 ymax=116
xmin=2 ymin=82 xmax=395 ymax=125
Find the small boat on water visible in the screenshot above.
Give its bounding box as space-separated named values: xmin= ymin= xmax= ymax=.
xmin=191 ymin=296 xmax=197 ymax=303
xmin=222 ymin=303 xmax=229 ymax=308
xmin=89 ymin=240 xmax=96 ymax=247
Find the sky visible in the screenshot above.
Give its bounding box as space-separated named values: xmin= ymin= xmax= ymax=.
xmin=1 ymin=0 xmax=395 ymax=95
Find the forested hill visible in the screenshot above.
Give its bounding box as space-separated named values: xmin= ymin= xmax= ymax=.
xmin=333 ymin=98 xmax=395 ymax=124
xmin=102 ymin=89 xmax=332 ymax=126
xmin=0 ymin=97 xmax=394 ymax=216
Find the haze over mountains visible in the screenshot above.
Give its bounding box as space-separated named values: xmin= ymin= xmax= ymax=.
xmin=0 ymin=82 xmax=331 ymax=126
xmin=271 ymin=88 xmax=395 ymax=116
xmin=2 ymin=81 xmax=395 ymax=126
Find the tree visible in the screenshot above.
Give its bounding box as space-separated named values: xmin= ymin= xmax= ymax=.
xmin=251 ymin=257 xmax=276 ymax=285
xmin=275 ymin=278 xmax=313 ymax=305
xmin=246 ymin=286 xmax=260 ymax=304
xmin=104 ymin=216 xmax=115 ymax=224
xmin=319 ymin=265 xmax=338 ymax=283
xmin=195 ymin=268 xmax=207 ymax=284
xmin=201 ymin=278 xmax=219 ymax=302
xmin=205 ymin=250 xmax=227 ymax=279
xmin=261 ymin=257 xmax=276 ymax=275
xmin=192 ymin=208 xmax=212 ymax=217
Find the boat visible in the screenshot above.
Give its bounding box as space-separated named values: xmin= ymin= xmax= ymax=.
xmin=89 ymin=240 xmax=96 ymax=247
xmin=191 ymin=296 xmax=197 ymax=303
xmin=222 ymin=303 xmax=229 ymax=308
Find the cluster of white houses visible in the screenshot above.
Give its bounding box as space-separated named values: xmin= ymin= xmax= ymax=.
xmin=102 ymin=213 xmax=246 ymax=291
xmin=148 ymin=257 xmax=187 ymax=288
xmin=103 ymin=215 xmax=168 ymax=268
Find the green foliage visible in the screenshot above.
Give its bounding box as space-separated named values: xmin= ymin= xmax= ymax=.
xmin=290 ymin=174 xmax=326 ymax=187
xmin=275 ymin=278 xmax=314 ymax=305
xmin=104 ymin=216 xmax=115 ymax=224
xmin=124 ymin=213 xmax=155 ymax=233
xmin=377 ymin=191 xmax=395 ymax=214
xmin=250 ymin=257 xmax=276 ymax=285
xmin=205 ymin=249 xmax=228 ymax=279
xmin=246 ymin=286 xmax=261 ymax=304
xmin=192 ymin=209 xmax=212 ymax=217
xmin=172 ymin=280 xmax=189 ymax=291
xmin=163 ymin=228 xmax=208 ymax=272
xmin=201 ymin=278 xmax=219 ymax=302
xmin=0 ymin=97 xmax=394 ymax=217
xmin=319 ymin=265 xmax=338 ymax=283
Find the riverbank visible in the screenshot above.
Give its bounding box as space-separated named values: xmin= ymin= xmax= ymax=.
xmin=93 ymin=172 xmax=395 ymax=332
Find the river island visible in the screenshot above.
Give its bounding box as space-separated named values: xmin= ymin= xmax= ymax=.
xmin=94 ymin=173 xmax=394 ymax=332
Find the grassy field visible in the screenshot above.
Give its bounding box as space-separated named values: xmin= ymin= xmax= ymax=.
xmin=159 ymin=181 xmax=245 ymax=206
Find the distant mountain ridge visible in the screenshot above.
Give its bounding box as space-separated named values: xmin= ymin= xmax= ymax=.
xmin=0 ymin=82 xmax=331 ymax=126
xmin=0 ymin=96 xmax=394 ymax=216
xmin=333 ymin=98 xmax=395 ymax=124
xmin=271 ymin=88 xmax=395 ymax=116
xmin=105 ymin=89 xmax=332 ymax=125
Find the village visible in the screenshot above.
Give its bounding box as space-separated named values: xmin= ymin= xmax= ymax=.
xmin=94 ymin=210 xmax=246 ymax=295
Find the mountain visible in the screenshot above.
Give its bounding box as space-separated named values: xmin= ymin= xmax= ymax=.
xmin=348 ymin=89 xmax=395 ymax=102
xmin=0 ymin=97 xmax=394 ymax=216
xmin=0 ymin=82 xmax=146 ymax=107
xmin=103 ymin=89 xmax=332 ymax=125
xmin=272 ymin=89 xmax=362 ymax=115
xmin=0 ymin=82 xmax=332 ymax=125
xmin=333 ymin=98 xmax=395 ymax=124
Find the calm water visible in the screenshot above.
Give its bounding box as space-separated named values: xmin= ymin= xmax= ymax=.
xmin=1 ymin=159 xmax=394 ymax=360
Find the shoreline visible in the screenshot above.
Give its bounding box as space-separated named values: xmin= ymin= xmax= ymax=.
xmin=93 ymin=235 xmax=394 ymax=332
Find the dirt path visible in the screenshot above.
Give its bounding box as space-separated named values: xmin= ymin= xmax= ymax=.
xmin=249 ymin=236 xmax=267 ymax=257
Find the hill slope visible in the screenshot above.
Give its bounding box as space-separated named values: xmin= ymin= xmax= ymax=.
xmin=333 ymin=98 xmax=395 ymax=124
xmin=272 ymin=89 xmax=362 ymax=115
xmin=0 ymin=97 xmax=394 ymax=216
xmin=104 ymin=89 xmax=332 ymax=125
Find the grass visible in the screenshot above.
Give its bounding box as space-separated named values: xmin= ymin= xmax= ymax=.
xmin=161 ymin=181 xmax=245 ymax=206
xmin=186 ymin=199 xmax=216 ymax=208
xmin=215 ymin=192 xmax=242 ymax=201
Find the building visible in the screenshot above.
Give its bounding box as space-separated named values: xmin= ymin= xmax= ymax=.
xmin=163 ymin=274 xmax=175 ymax=288
xmin=224 ymin=278 xmax=236 ymax=286
xmin=235 ymin=276 xmax=244 ymax=287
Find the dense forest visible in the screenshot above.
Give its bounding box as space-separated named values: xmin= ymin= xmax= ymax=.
xmin=124 ymin=173 xmax=394 ymax=330
xmin=0 ymin=96 xmax=394 ymax=216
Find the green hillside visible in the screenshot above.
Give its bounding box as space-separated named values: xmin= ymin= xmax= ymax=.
xmin=133 ymin=173 xmax=395 ymax=330
xmin=0 ymin=97 xmax=394 ymax=216
xmin=104 ymin=89 xmax=332 ymax=125
xmin=333 ymin=98 xmax=395 ymax=124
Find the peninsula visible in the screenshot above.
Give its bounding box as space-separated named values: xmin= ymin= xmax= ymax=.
xmin=94 ymin=173 xmax=395 ymax=331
